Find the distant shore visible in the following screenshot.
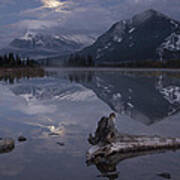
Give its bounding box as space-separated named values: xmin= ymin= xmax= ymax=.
xmin=45 ymin=67 xmax=180 ymax=72
xmin=0 ymin=67 xmax=42 ymax=72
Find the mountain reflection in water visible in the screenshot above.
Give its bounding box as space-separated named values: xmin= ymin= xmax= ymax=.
xmin=65 ymin=70 xmax=180 ymax=125
xmin=3 ymin=69 xmax=180 ymax=126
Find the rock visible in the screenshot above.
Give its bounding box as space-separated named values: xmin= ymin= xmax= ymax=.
xmin=158 ymin=172 xmax=171 ymax=179
xmin=56 ymin=142 xmax=65 ymax=146
xmin=0 ymin=138 xmax=15 ymax=153
xmin=49 ymin=133 xmax=59 ymax=136
xmin=18 ymin=136 xmax=27 ymax=142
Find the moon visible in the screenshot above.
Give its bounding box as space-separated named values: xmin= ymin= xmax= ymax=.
xmin=41 ymin=0 xmax=65 ymax=9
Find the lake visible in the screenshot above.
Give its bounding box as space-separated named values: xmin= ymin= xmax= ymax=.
xmin=0 ymin=68 xmax=180 ymax=180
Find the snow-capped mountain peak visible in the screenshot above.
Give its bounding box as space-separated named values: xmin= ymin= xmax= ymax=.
xmin=12 ymin=31 xmax=96 ymax=49
xmin=19 ymin=31 xmax=37 ymax=41
xmin=1 ymin=31 xmax=96 ymax=59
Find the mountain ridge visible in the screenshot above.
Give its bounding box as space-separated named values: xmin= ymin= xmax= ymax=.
xmin=0 ymin=31 xmax=96 ymax=59
xmin=80 ymin=9 xmax=180 ymax=64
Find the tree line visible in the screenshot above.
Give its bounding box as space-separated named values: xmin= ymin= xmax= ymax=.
xmin=65 ymin=54 xmax=95 ymax=67
xmin=0 ymin=53 xmax=40 ymax=68
xmin=97 ymin=59 xmax=180 ymax=68
xmin=65 ymin=54 xmax=180 ymax=68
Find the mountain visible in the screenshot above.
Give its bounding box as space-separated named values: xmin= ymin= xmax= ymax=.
xmin=80 ymin=9 xmax=180 ymax=64
xmin=0 ymin=31 xmax=95 ymax=59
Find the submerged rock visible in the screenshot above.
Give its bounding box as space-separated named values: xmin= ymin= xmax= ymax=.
xmin=49 ymin=133 xmax=60 ymax=136
xmin=18 ymin=136 xmax=27 ymax=142
xmin=0 ymin=138 xmax=15 ymax=154
xmin=56 ymin=142 xmax=65 ymax=146
xmin=87 ymin=113 xmax=180 ymax=164
xmin=158 ymin=172 xmax=171 ymax=179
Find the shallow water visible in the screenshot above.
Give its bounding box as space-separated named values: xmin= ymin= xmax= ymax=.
xmin=0 ymin=68 xmax=180 ymax=180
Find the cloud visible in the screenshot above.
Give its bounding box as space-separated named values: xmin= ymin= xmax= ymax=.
xmin=0 ymin=0 xmax=180 ymax=48
xmin=0 ymin=0 xmax=15 ymax=7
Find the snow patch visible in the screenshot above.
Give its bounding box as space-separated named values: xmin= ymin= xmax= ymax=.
xmin=54 ymin=35 xmax=61 ymax=39
xmin=159 ymin=32 xmax=180 ymax=52
xmin=113 ymin=93 xmax=122 ymax=100
xmin=113 ymin=36 xmax=122 ymax=43
xmin=20 ymin=32 xmax=36 ymax=41
xmin=59 ymin=89 xmax=95 ymax=102
xmin=129 ymin=27 xmax=135 ymax=33
xmin=160 ymin=86 xmax=180 ymax=104
xmin=61 ymin=34 xmax=96 ymax=46
xmin=127 ymin=102 xmax=134 ymax=108
xmin=170 ymin=20 xmax=179 ymax=28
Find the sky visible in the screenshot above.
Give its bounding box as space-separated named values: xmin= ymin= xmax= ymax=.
xmin=0 ymin=0 xmax=180 ymax=47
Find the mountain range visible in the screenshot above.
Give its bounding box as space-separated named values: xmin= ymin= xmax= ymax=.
xmin=0 ymin=31 xmax=95 ymax=59
xmin=1 ymin=9 xmax=180 ymax=63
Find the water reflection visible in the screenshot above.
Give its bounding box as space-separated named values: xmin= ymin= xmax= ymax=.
xmin=46 ymin=70 xmax=180 ymax=125
xmin=67 ymin=71 xmax=94 ymax=83
xmin=65 ymin=71 xmax=180 ymax=125
xmin=1 ymin=69 xmax=180 ymax=179
xmin=88 ymin=149 xmax=170 ymax=180
xmin=0 ymin=68 xmax=45 ymax=84
xmin=96 ymin=162 xmax=119 ymax=180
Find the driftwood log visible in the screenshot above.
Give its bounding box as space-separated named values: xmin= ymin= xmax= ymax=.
xmin=87 ymin=113 xmax=180 ymax=177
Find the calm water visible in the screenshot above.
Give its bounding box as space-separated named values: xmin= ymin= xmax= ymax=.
xmin=0 ymin=68 xmax=180 ymax=180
